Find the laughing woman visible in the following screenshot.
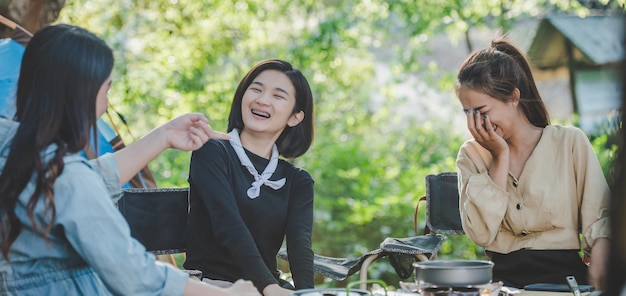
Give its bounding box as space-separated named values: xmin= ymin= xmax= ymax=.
xmin=184 ymin=59 xmax=315 ymax=296
xmin=454 ymin=39 xmax=610 ymax=289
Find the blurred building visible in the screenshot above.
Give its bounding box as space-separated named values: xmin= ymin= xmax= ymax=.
xmin=528 ymin=14 xmax=625 ymax=135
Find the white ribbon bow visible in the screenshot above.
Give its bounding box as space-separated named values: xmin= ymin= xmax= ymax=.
xmin=229 ymin=129 xmax=286 ymax=199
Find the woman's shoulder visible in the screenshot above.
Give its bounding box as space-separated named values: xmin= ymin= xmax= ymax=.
xmin=202 ymin=138 xmax=231 ymax=151
xmin=544 ymin=125 xmax=589 ymax=142
xmin=48 ymin=155 xmax=110 ymax=210
xmin=459 ymin=138 xmax=477 ymax=149
xmin=193 ymin=138 xmax=232 ymax=157
xmin=458 ymin=138 xmax=490 ymax=157
xmin=58 ymin=155 xmax=106 ymax=188
xmin=278 ymin=159 xmax=313 ymax=181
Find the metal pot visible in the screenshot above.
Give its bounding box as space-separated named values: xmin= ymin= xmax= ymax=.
xmin=413 ymin=260 xmax=494 ymax=287
xmin=290 ymin=288 xmax=372 ymax=296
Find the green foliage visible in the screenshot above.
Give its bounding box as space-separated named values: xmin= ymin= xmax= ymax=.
xmin=55 ymin=0 xmax=611 ymax=287
xmin=590 ymin=123 xmax=620 ymax=182
xmin=307 ymin=122 xmax=464 ymax=257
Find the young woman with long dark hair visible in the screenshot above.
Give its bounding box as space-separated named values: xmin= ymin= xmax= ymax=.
xmin=0 ymin=24 xmax=259 ymax=296
xmin=455 ymin=39 xmax=610 ymax=289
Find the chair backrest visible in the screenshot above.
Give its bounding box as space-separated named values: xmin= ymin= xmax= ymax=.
xmin=117 ymin=187 xmax=189 ymax=255
xmin=414 ymin=172 xmax=464 ymax=235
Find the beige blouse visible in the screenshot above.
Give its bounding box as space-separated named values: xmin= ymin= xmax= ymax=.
xmin=456 ymin=125 xmax=610 ymax=255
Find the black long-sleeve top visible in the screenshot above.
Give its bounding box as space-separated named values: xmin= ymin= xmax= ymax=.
xmin=184 ymin=139 xmax=315 ymax=291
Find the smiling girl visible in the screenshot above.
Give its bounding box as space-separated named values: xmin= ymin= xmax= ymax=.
xmin=184 ymin=59 xmax=315 ymax=296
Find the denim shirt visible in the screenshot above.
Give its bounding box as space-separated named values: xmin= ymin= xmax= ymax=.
xmin=0 ymin=118 xmax=188 ymax=295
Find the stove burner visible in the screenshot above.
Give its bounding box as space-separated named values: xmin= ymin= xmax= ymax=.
xmin=419 ymin=287 xmax=480 ymax=296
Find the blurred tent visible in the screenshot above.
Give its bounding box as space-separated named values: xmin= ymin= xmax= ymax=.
xmin=0 ymin=14 xmax=157 ymax=189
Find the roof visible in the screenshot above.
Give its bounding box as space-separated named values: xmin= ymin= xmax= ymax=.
xmin=528 ymin=14 xmax=625 ymax=69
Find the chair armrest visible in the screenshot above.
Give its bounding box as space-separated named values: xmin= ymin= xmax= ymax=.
xmin=414 ymin=195 xmax=428 ymax=236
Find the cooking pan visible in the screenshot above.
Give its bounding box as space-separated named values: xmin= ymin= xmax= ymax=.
xmin=413 ymin=260 xmax=493 ymax=287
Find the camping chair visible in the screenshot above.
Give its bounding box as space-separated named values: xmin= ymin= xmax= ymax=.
xmin=414 ymin=172 xmax=464 ymax=237
xmin=278 ymin=174 xmax=454 ymax=289
xmin=117 ymin=187 xmax=201 ymax=278
xmin=278 ymin=234 xmax=446 ymax=289
xmin=0 ymin=15 xmax=32 ymax=46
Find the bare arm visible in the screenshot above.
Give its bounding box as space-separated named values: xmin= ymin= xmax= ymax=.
xmin=113 ymin=113 xmax=229 ymax=185
xmin=588 ymin=237 xmax=609 ymax=290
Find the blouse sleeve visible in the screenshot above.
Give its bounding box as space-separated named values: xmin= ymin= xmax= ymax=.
xmin=285 ymin=169 xmax=315 ymax=289
xmin=56 ymin=157 xmax=188 ymax=296
xmin=189 ymin=141 xmax=278 ymax=289
xmin=456 ymin=141 xmax=510 ymax=247
xmin=571 ymin=128 xmax=611 ymax=252
xmin=88 ymin=153 xmax=123 ymax=203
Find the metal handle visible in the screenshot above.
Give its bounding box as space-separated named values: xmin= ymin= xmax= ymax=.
xmin=346 ymin=279 xmax=388 ymax=296
xmin=566 ymin=275 xmax=581 ymax=296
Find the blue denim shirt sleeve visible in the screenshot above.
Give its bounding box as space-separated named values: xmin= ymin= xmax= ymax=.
xmin=88 ymin=153 xmax=123 ymax=203
xmin=57 ymin=155 xmax=188 ymax=295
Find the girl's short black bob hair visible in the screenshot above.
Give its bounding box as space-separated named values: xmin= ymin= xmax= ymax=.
xmin=227 ymin=59 xmax=314 ymax=159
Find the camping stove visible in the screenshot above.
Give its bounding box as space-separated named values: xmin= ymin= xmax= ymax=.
xmin=419 ymin=286 xmax=480 ymax=296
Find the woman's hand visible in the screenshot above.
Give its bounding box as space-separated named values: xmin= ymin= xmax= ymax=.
xmin=466 ymin=110 xmax=508 ymax=158
xmin=163 ymin=113 xmax=229 ymax=151
xmin=466 ymin=109 xmax=510 ymax=189
xmin=262 ymin=283 xmax=292 ymax=296
xmin=111 ymin=113 xmax=229 ymax=185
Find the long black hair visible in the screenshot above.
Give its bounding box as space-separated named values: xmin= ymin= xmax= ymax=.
xmin=227 ymin=59 xmax=314 ymax=159
xmin=0 ymin=24 xmax=113 ymax=260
